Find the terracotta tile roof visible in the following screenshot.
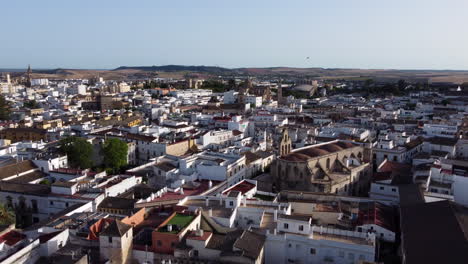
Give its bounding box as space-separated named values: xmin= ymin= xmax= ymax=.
xmin=232 ymin=230 xmax=266 ymax=260
xmin=0 ymin=181 xmax=50 ymax=196
xmin=282 ymin=141 xmax=358 ymax=161
xmin=222 ymin=180 xmax=255 ymax=195
xmin=0 ymin=231 xmax=26 ymax=246
xmin=0 ymin=160 xmax=37 ymax=180
xmin=101 ymin=219 xmax=132 ymax=237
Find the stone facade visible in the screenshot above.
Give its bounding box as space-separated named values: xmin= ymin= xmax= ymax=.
xmin=279 ymin=129 xmax=292 ymax=156
xmin=272 ymin=140 xmax=371 ymax=195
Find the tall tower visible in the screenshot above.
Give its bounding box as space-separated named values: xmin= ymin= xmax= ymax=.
xmin=238 ymin=77 xmax=251 ymax=104
xmin=279 ymin=128 xmax=292 ymax=156
xmin=26 ymin=65 xmax=32 ymax=88
xmin=277 ymin=80 xmax=283 ymax=105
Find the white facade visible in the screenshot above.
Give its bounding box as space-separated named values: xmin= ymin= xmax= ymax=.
xmin=31 ymin=79 xmax=49 ymax=86
xmin=245 ymin=95 xmax=263 ymax=107
xmin=456 ymin=139 xmax=468 ymax=159
xmin=173 ymin=89 xmax=212 ymax=99
xmin=198 ymin=130 xmax=233 ymax=149
xmin=223 ymin=91 xmax=239 ymax=104
xmin=369 ymin=182 xmax=399 ymax=204
xmin=265 ymin=226 xmax=375 ymax=264
xmin=99 ymin=224 xmax=133 ymax=262
xmin=423 ymin=123 xmax=458 ymax=138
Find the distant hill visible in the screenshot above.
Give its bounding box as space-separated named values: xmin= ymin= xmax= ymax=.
xmin=113 ymin=65 xmax=233 ymax=74
xmin=3 ymin=65 xmax=468 ymax=84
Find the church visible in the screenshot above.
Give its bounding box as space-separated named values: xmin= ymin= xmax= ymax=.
xmin=272 ymin=130 xmax=371 ymax=195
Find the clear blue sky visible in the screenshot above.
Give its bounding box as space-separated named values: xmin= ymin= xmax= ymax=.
xmin=1 ymin=0 xmax=468 ymax=70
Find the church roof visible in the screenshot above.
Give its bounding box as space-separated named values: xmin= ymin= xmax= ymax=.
xmin=281 ymin=141 xmax=359 ymax=162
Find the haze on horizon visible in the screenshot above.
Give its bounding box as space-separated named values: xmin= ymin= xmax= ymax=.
xmin=2 ymin=0 xmax=468 ymax=70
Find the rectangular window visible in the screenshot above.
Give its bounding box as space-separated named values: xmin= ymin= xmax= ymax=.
xmin=379 ymin=186 xmax=384 ymax=190
xmin=299 ymin=225 xmax=304 ymax=231
xmin=229 ymin=201 xmax=234 ymax=206
xmin=157 ymin=240 xmax=162 ymax=247
xmin=50 ymin=201 xmax=54 ymax=205
xmin=284 ymin=223 xmax=289 ymax=229
xmin=108 ymin=237 xmax=112 ymax=243
xmin=391 ymin=188 xmax=396 ymax=192
xmin=310 ymin=248 xmax=316 ymax=255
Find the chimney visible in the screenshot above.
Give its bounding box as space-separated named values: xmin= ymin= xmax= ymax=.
xmin=208 ymin=180 xmax=213 ymax=188
xmin=205 ymin=198 xmax=209 ymax=206
xmin=208 ymin=208 xmax=213 ymax=217
xmin=6 ymin=74 xmax=10 ymax=85
xmin=274 ymin=210 xmax=278 ymax=221
xmin=179 ymin=187 xmax=184 ymax=195
xmin=167 ymin=225 xmax=172 ymax=232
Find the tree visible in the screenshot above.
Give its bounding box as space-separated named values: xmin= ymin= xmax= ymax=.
xmin=228 ymin=79 xmax=237 ymax=90
xmin=0 ymin=203 xmax=15 ymax=226
xmin=59 ymin=136 xmax=94 ymax=169
xmin=103 ymin=138 xmax=128 ymax=173
xmin=0 ymin=95 xmax=10 ymax=120
xmin=201 ymin=80 xmax=227 ymax=93
xmin=397 ymin=79 xmax=407 ymax=91
xmin=24 ymin=100 xmax=40 ymax=109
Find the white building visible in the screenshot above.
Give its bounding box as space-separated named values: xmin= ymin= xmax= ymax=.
xmin=266 ymin=216 xmax=376 ymax=264
xmin=223 ymin=90 xmax=239 ymax=104
xmin=31 ymin=79 xmax=49 ymax=86
xmin=197 ymin=130 xmax=233 ymax=150
xmin=423 ymin=123 xmax=458 ymax=138
xmin=99 ymin=220 xmax=133 ymax=263
xmin=245 ymin=95 xmax=262 ymax=108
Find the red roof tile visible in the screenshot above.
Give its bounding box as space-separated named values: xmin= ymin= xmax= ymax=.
xmin=0 ymin=231 xmax=26 ymax=246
